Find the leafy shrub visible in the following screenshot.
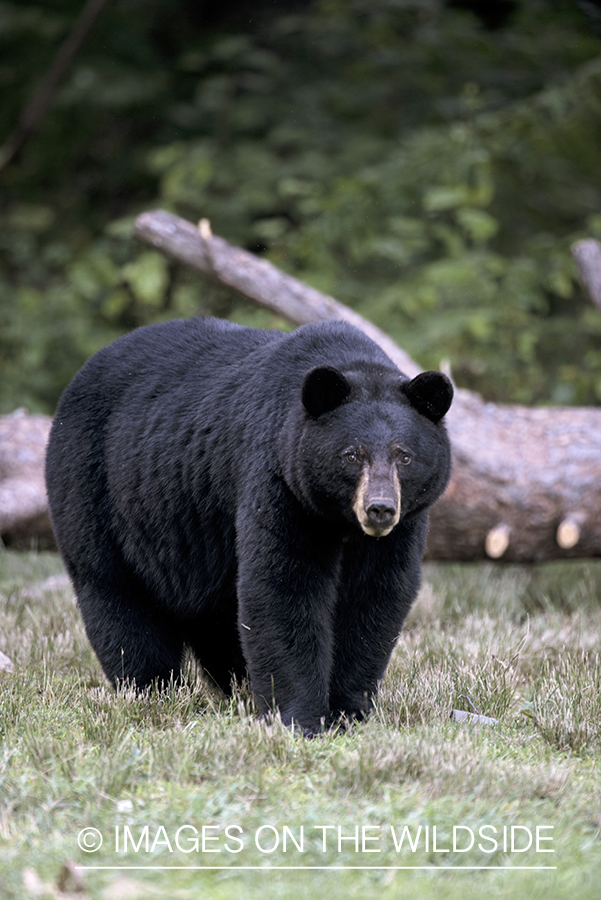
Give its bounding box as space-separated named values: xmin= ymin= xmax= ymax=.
xmin=1 ymin=0 xmax=600 ymax=411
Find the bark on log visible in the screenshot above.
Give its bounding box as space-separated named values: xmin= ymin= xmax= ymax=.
xmin=134 ymin=210 xmax=601 ymax=562
xmin=0 ymin=410 xmax=55 ymax=549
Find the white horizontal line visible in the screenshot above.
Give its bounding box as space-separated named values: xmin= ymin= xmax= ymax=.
xmin=75 ymin=865 xmax=557 ymax=871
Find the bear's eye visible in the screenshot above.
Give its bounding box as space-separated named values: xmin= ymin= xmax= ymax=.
xmin=344 ymin=449 xmax=361 ymax=464
xmin=393 ymin=448 xmax=412 ymax=466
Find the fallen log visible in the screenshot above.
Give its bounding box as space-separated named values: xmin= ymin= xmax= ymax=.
xmin=134 ymin=209 xmax=601 ymax=562
xmin=3 ymin=212 xmax=600 ymax=561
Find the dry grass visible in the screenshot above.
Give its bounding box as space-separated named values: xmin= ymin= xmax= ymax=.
xmin=1 ymin=551 xmax=600 ymax=899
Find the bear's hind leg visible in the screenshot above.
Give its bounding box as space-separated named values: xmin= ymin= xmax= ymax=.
xmin=186 ymin=613 xmax=247 ymax=695
xmin=76 ymin=578 xmax=185 ymax=691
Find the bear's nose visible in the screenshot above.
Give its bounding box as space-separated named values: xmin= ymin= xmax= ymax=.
xmin=365 ymin=501 xmax=397 ymax=528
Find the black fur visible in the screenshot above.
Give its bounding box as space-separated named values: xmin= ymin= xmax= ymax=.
xmin=45 ymin=318 xmax=452 ymax=734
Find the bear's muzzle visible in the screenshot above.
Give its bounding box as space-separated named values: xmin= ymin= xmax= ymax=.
xmin=353 ymin=462 xmax=401 ymax=537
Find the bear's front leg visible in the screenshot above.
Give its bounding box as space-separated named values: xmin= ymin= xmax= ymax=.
xmin=329 ymin=519 xmax=427 ymax=724
xmin=236 ymin=501 xmax=342 ymax=735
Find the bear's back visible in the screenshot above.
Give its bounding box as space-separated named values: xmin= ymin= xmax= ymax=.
xmin=46 ymin=318 xmax=284 ymax=593
xmin=69 ymin=318 xmax=277 ymax=401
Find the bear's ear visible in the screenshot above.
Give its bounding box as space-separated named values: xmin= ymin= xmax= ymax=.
xmin=302 ymin=366 xmax=351 ymax=417
xmin=400 ymin=371 xmax=453 ymax=423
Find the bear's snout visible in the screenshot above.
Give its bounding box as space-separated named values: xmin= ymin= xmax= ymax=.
xmin=353 ymin=461 xmax=401 ymax=537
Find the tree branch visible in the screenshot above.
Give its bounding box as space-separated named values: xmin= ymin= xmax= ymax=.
xmin=135 ymin=210 xmax=422 ymax=378
xmin=572 ymin=238 xmax=601 ymax=312
xmin=0 ymin=0 xmax=110 ymax=175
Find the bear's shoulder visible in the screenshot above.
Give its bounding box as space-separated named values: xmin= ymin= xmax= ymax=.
xmin=266 ymin=321 xmax=402 ymax=384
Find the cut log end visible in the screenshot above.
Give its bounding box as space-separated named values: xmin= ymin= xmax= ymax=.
xmin=198 ymin=218 xmax=212 ymax=241
xmin=485 ymin=524 xmax=511 ymax=559
xmin=556 ymin=514 xmax=584 ymax=550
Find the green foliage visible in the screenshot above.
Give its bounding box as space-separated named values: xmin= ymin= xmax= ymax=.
xmin=1 ymin=0 xmax=601 ymax=411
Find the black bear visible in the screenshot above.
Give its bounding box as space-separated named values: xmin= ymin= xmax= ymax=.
xmin=46 ymin=318 xmax=453 ymax=734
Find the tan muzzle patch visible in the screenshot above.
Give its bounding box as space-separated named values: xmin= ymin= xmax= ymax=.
xmin=352 ymin=464 xmax=401 ymax=537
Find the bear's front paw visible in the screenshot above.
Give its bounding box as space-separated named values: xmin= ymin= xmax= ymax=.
xmin=278 ymin=707 xmax=330 ymax=739
xmin=329 ymin=691 xmax=374 ymax=727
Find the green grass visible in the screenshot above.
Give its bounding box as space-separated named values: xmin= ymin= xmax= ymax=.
xmin=1 ymin=549 xmax=600 ymax=899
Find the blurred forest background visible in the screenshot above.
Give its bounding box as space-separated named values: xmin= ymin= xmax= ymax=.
xmin=1 ymin=0 xmax=601 ymax=415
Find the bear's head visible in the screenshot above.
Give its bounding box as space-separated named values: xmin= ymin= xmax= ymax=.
xmin=285 ymin=364 xmax=453 ymax=537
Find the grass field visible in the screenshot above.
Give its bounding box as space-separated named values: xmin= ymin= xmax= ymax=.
xmin=0 ymin=548 xmax=600 ymax=899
